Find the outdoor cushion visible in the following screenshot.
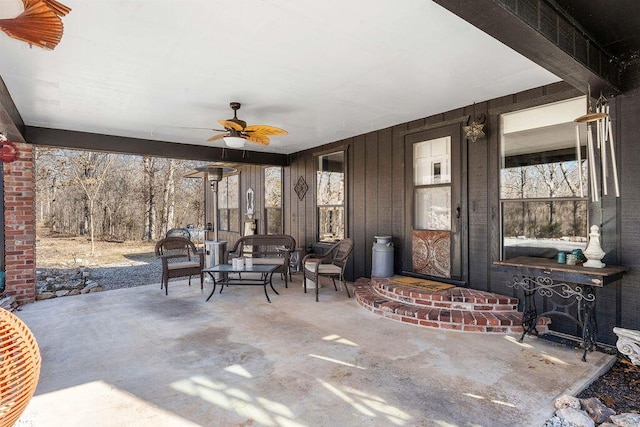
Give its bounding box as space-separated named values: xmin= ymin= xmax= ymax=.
xmin=249 ymin=257 xmax=285 ymax=265
xmin=317 ymin=264 xmax=342 ymax=274
xmin=304 ymin=261 xmax=342 ymax=275
xmin=167 ymin=261 xmax=200 ymax=270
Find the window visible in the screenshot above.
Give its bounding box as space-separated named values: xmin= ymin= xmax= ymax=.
xmin=500 ymin=97 xmax=588 ymax=259
xmin=317 ymin=151 xmax=345 ymax=242
xmin=264 ymin=167 xmax=283 ymax=234
xmin=414 ymin=136 xmax=451 ymax=230
xmin=218 ymin=174 xmax=240 ymax=232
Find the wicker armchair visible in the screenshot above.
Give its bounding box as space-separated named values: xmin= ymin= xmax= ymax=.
xmin=155 ymin=237 xmax=204 ymax=295
xmin=0 ymin=308 xmax=41 ymax=427
xmin=302 ymin=238 xmax=354 ymax=302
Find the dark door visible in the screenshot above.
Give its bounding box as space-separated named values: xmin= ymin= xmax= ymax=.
xmin=404 ymin=124 xmax=463 ymax=280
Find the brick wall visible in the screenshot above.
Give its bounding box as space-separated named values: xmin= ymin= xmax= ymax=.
xmin=3 ymin=142 xmax=36 ymax=303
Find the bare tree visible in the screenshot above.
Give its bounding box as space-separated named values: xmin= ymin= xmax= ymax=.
xmin=160 ymin=159 xmax=176 ymax=236
xmin=35 ymin=148 xmax=207 ymax=243
xmin=69 ymin=152 xmax=113 ymax=254
xmin=142 ymin=156 xmax=157 ymax=241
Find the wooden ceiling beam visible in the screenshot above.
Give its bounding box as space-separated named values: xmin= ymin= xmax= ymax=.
xmin=433 ymin=0 xmax=622 ymax=96
xmin=25 ymin=126 xmax=289 ymax=166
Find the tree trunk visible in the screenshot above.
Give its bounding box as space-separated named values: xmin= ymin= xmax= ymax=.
xmin=80 ymin=196 xmax=89 ymax=236
xmin=143 ymin=156 xmax=157 ymax=241
xmin=89 ymin=198 xmax=96 ymax=255
xmin=161 ymin=159 xmax=176 ymax=236
xmin=50 ymin=178 xmax=58 ymax=232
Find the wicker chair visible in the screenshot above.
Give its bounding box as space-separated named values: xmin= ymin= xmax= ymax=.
xmin=165 ymin=228 xmax=191 ymax=239
xmin=302 ymin=238 xmax=354 ymax=302
xmin=225 ymin=234 xmax=296 ymax=288
xmin=0 ymin=308 xmax=41 ymax=427
xmin=155 ymin=237 xmax=204 ymax=295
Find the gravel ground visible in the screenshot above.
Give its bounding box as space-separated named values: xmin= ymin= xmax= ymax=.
xmin=36 ymin=259 xmax=163 ymax=292
xmin=85 ymin=260 xmax=163 ymax=291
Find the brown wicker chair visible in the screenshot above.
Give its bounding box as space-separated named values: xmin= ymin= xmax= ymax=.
xmin=0 ymin=308 xmax=41 ymax=427
xmin=155 ymin=237 xmax=204 ymax=295
xmin=302 ymin=238 xmax=354 ymax=302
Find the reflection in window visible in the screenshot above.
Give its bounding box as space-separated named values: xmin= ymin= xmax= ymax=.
xmin=414 ymin=137 xmax=451 ymax=231
xmin=317 ymin=151 xmax=345 ymax=242
xmin=218 ymin=174 xmax=240 ymax=232
xmin=415 ymin=187 xmax=451 ymax=230
xmin=264 ymin=167 xmax=283 ymax=234
xmin=500 ymin=97 xmax=588 ymax=259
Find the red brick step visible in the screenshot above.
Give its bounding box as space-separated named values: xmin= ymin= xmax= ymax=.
xmin=354 ymin=277 xmax=550 ymax=334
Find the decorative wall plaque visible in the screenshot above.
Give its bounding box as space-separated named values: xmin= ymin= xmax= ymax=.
xmin=294 ymin=176 xmax=308 ymax=201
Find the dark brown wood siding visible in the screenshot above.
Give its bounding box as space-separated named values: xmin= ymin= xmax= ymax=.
xmin=225 ymin=81 xmax=639 ymax=346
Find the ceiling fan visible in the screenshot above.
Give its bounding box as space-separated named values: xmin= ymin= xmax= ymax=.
xmin=207 ymin=102 xmax=288 ymax=148
xmin=0 ymin=0 xmax=71 ymax=50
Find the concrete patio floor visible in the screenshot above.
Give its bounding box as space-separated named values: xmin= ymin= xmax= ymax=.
xmin=15 ymin=275 xmax=614 ymax=427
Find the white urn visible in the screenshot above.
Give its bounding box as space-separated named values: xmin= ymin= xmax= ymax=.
xmin=583 ymin=225 xmax=605 ymax=268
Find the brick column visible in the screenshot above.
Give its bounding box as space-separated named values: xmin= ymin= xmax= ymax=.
xmin=3 ymin=142 xmax=36 ymax=303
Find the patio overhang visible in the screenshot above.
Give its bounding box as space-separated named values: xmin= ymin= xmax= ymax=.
xmin=24 ymin=126 xmax=289 ymax=166
xmin=433 ymin=0 xmax=631 ymax=96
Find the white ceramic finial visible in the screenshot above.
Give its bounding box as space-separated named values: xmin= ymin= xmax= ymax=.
xmin=583 ymin=225 xmax=606 ymax=268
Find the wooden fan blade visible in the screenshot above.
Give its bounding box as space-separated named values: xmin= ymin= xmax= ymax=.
xmin=244 ymin=125 xmax=288 ymax=136
xmin=23 ymin=0 xmax=71 ymax=16
xmin=0 ymin=0 xmax=63 ymax=49
xmin=245 ymin=133 xmax=270 ymax=146
xmin=207 ymin=134 xmax=226 ymax=142
xmin=218 ymin=119 xmax=243 ymax=132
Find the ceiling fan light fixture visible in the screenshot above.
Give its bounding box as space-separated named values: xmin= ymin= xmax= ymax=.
xmin=223 ymin=136 xmax=245 ymax=148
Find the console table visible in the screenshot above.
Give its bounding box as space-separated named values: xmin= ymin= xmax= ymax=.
xmin=493 ymin=256 xmax=627 ymax=361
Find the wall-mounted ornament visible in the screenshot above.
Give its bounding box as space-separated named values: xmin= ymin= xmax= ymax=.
xmin=294 ymin=176 xmax=308 ymax=201
xmin=246 ymin=187 xmax=255 ymax=219
xmin=0 ymin=133 xmax=18 ymax=163
xmin=0 ymin=0 xmax=72 ymax=50
xmin=463 ymin=104 xmax=486 ymax=143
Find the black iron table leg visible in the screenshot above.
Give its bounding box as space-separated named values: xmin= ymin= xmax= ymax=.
xmin=519 ymin=287 xmax=539 ymax=342
xmin=578 ymin=286 xmax=597 ymax=362
xmin=205 ymin=272 xmax=218 ymax=302
xmin=269 ymin=271 xmax=279 ymax=295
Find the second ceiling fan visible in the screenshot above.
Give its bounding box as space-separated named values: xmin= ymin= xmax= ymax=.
xmin=208 ymin=102 xmax=287 ymax=148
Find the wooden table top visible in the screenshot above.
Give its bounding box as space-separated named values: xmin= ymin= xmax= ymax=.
xmin=493 ymin=256 xmax=628 ymax=287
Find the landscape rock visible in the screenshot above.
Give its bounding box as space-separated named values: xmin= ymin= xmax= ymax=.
xmin=0 ymin=296 xmax=17 ymax=310
xmin=579 ymin=397 xmax=615 ymax=424
xmin=555 ymin=395 xmax=581 ymax=410
xmin=555 ymin=408 xmax=595 ymax=427
xmin=36 ymin=292 xmax=56 ymax=300
xmin=610 ymin=413 xmax=640 ymax=427
xmin=598 ymin=423 xmax=616 ymax=427
xmin=35 ymin=268 xmax=107 ymax=299
xmin=542 ymin=415 xmax=579 ymax=427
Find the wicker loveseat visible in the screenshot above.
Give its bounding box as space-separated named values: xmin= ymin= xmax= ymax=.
xmin=225 ymin=234 xmax=296 ymax=287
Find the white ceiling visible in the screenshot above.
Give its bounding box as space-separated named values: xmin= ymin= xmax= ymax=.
xmin=0 ymin=0 xmax=561 ymax=155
